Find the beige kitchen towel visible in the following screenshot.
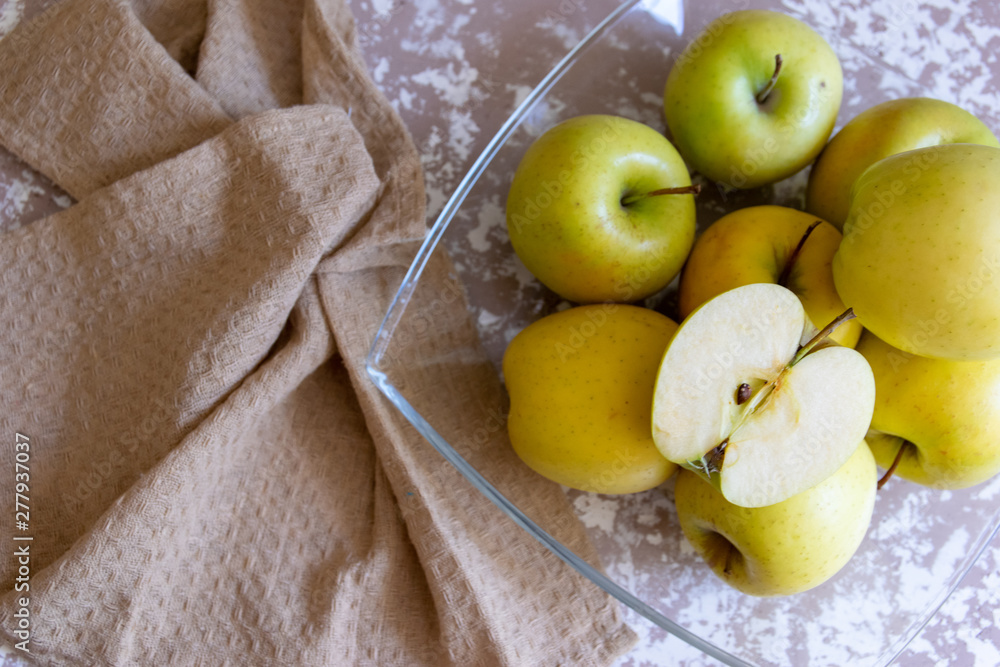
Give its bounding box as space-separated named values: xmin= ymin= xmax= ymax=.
xmin=0 ymin=0 xmax=638 ymax=665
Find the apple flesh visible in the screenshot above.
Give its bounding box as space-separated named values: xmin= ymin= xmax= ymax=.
xmin=679 ymin=205 xmax=861 ymax=348
xmin=505 ymin=114 xmax=696 ymax=304
xmin=675 ymin=441 xmax=877 ymax=596
xmin=651 ymin=283 xmax=875 ymax=508
xmin=833 ymin=143 xmax=1000 ymax=361
xmin=806 ymin=97 xmax=999 ymax=230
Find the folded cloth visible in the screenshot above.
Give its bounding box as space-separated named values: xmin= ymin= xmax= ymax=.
xmin=0 ymin=0 xmax=638 ymax=665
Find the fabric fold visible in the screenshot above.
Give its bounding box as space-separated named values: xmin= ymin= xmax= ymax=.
xmin=0 ymin=104 xmax=379 ymax=583
xmin=0 ymin=0 xmax=231 ymax=198
xmin=0 ymin=0 xmax=638 ymax=664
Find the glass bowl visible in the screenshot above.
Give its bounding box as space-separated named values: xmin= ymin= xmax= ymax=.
xmin=366 ymin=1 xmax=1000 ymax=664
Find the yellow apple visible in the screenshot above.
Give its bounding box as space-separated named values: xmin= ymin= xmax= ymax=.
xmin=503 ymin=304 xmax=678 ymax=494
xmin=678 ymin=205 xmax=861 ymax=348
xmin=857 ymin=330 xmax=1000 ymax=489
xmin=675 ymin=441 xmax=877 ymax=596
xmin=653 ymin=284 xmax=874 ymax=508
xmin=833 ymin=143 xmax=1000 ymax=360
xmin=505 ymin=114 xmax=696 ymax=303
xmin=806 ymin=97 xmax=999 ymax=230
xmin=664 ymin=10 xmax=842 ymax=189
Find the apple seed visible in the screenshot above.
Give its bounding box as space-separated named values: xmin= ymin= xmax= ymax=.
xmin=717 ymin=308 xmax=858 ymax=457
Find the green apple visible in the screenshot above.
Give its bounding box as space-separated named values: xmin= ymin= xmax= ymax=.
xmin=807 ymin=97 xmax=999 ymax=230
xmin=678 ymin=205 xmax=861 ymax=348
xmin=651 ymin=283 xmax=875 ymax=508
xmin=503 ymin=304 xmax=678 ymax=494
xmin=506 ymin=114 xmax=697 ymax=304
xmin=675 ymin=441 xmax=877 ymax=596
xmin=833 ymin=143 xmax=1000 ymax=360
xmin=857 ymin=330 xmax=1000 ymax=489
xmin=664 ymin=9 xmax=842 ymax=189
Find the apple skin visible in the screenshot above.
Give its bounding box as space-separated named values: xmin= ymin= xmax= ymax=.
xmin=806 ymin=97 xmax=999 ymax=230
xmin=503 ymin=304 xmax=678 ymax=494
xmin=675 ymin=441 xmax=876 ymax=597
xmin=663 ymin=9 xmax=842 ymax=189
xmin=505 ymin=114 xmax=696 ymax=304
xmin=857 ymin=330 xmax=1000 ymax=489
xmin=678 ymin=205 xmax=861 ymax=348
xmin=833 ymin=143 xmax=1000 ymax=361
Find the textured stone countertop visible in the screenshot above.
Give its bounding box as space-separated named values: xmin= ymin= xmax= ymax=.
xmin=1 ymin=0 xmax=999 ymax=665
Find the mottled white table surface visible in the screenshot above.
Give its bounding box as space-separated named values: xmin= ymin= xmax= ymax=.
xmin=2 ymin=0 xmax=999 ymax=665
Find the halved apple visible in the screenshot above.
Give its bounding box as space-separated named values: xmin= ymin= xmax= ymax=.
xmin=651 ymin=283 xmax=875 ymax=507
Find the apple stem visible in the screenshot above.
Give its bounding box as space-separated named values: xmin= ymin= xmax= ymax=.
xmin=777 ymin=220 xmax=823 ymax=288
xmin=621 ymin=184 xmax=701 ymax=206
xmin=791 ymin=308 xmax=857 ymax=366
xmin=877 ymin=440 xmax=910 ymax=490
xmin=756 ymin=54 xmax=783 ymax=105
